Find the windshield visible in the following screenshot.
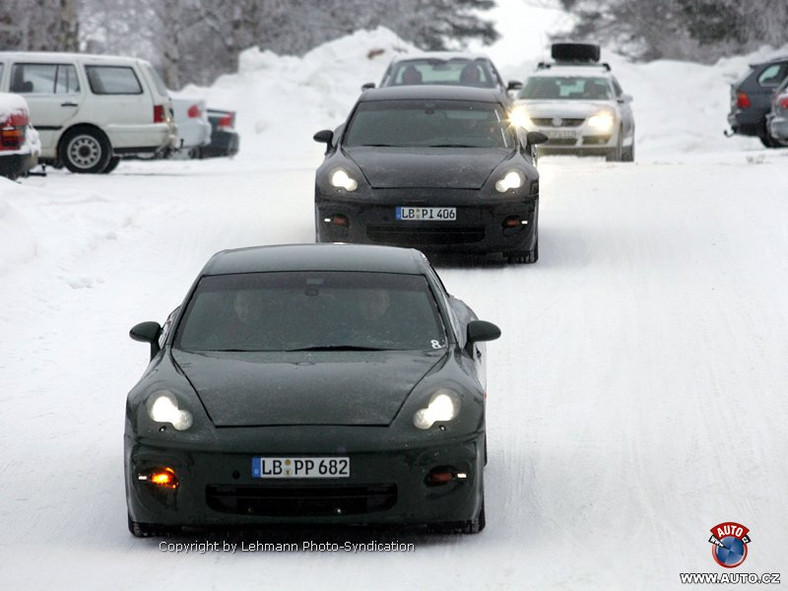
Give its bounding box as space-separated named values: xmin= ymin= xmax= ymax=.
xmin=343 ymin=99 xmax=517 ymax=148
xmin=175 ymin=271 xmax=447 ymax=352
xmin=518 ymin=76 xmax=612 ymax=100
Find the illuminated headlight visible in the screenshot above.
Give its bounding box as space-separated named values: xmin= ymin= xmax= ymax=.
xmin=146 ymin=391 xmax=193 ymax=431
xmin=509 ymin=107 xmax=533 ymax=129
xmin=330 ymin=168 xmax=358 ymax=191
xmin=413 ymin=389 xmax=461 ymax=430
xmin=495 ymin=170 xmax=524 ymax=193
xmin=588 ymin=111 xmax=615 ymax=132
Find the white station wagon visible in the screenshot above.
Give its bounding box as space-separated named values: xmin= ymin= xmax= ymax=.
xmin=0 ymin=51 xmax=178 ymax=173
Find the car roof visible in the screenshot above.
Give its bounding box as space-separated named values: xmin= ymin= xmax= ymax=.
xmin=201 ymin=243 xmax=430 ymax=276
xmin=529 ymin=66 xmax=614 ymax=78
xmin=359 ymin=85 xmax=507 ymax=103
xmin=389 ymin=51 xmax=495 ymax=63
xmin=0 ymin=50 xmax=149 ymax=66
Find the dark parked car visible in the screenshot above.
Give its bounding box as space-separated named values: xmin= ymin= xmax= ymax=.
xmin=726 ymin=55 xmax=788 ymax=147
xmin=314 ymin=86 xmax=547 ymax=264
xmin=125 ymin=243 xmax=500 ymax=536
xmin=196 ymin=108 xmax=240 ymax=158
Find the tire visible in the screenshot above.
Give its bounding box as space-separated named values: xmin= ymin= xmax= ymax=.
xmin=101 ymin=156 xmax=121 ymax=174
xmin=606 ymin=127 xmax=624 ymax=161
xmin=507 ymin=237 xmax=539 ymax=264
xmin=622 ymin=140 xmax=635 ymax=162
xmin=128 ymin=514 xmax=157 ymax=538
xmin=60 ymin=128 xmax=112 ymax=173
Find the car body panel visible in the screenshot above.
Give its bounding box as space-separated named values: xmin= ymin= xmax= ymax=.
xmin=0 ymin=91 xmax=40 ymax=179
xmin=766 ymin=76 xmax=788 ymax=145
xmin=170 ymin=96 xmax=211 ymax=158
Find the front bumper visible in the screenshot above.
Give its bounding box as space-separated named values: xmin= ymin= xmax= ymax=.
xmin=533 ymin=124 xmax=620 ymax=157
xmin=125 ymin=426 xmax=484 ymax=529
xmin=315 ymin=188 xmax=538 ymax=257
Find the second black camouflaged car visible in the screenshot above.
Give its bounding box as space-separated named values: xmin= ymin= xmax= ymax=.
xmin=314 ymin=86 xmax=547 ymax=264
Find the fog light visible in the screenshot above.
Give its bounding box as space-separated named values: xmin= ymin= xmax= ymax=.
xmin=138 ymin=467 xmax=179 ymax=489
xmin=426 ymin=466 xmax=466 ymax=486
xmin=323 ymin=214 xmax=349 ymax=227
xmin=503 ymin=216 xmax=527 ymax=228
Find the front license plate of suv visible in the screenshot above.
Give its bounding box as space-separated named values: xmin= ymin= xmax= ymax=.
xmin=396 ymin=206 xmax=456 ymax=221
xmin=252 ymin=457 xmax=350 ymax=478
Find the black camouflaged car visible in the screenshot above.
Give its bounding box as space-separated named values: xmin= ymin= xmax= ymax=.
xmin=314 ymin=86 xmax=547 ymax=264
xmin=125 ymin=243 xmax=500 ymax=536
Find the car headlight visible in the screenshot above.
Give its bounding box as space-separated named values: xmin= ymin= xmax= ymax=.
xmin=413 ymin=388 xmax=461 ymax=430
xmin=146 ymin=391 xmax=193 ymax=431
xmin=588 ymin=111 xmax=615 ymax=132
xmin=495 ymin=170 xmax=524 ymax=193
xmin=509 ymin=106 xmax=533 ymax=129
xmin=330 ymin=168 xmax=358 ymax=191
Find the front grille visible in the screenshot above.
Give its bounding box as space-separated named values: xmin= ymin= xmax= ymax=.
xmin=533 ymin=117 xmax=585 ymax=128
xmin=206 ymin=483 xmax=397 ymax=516
xmin=544 ymin=138 xmax=578 ymax=146
xmin=367 ymin=225 xmax=484 ymax=245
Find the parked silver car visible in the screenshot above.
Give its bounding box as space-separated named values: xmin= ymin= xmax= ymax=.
xmin=170 ymin=97 xmax=211 ymax=159
xmin=512 ymin=43 xmax=635 ymax=162
xmin=766 ymin=76 xmax=788 ymax=146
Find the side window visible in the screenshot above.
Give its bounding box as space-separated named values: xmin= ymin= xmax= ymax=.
xmin=10 ymin=63 xmax=80 ymax=94
xmin=611 ymin=77 xmax=624 ymax=97
xmin=85 ymin=66 xmax=142 ymax=95
xmin=757 ymin=64 xmax=787 ymax=87
xmin=0 ymin=64 xmax=4 ymax=85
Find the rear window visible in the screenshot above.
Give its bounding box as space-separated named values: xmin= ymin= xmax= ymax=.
xmin=85 ymin=66 xmax=142 ymax=95
xmin=10 ymin=63 xmax=80 ymax=94
xmin=757 ymin=63 xmax=788 ymax=87
xmin=388 ymin=59 xmax=499 ymax=88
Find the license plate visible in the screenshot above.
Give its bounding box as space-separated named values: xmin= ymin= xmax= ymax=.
xmin=396 ymin=206 xmax=456 ymax=221
xmin=252 ymin=457 xmax=350 ymax=478
xmin=545 ymin=129 xmax=577 ymax=140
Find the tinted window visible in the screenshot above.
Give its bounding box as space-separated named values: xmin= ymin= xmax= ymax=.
xmin=757 ymin=64 xmax=788 ymax=87
xmin=85 ymin=66 xmax=142 ymax=95
xmin=175 ymin=272 xmax=447 ymax=352
xmin=10 ymin=63 xmax=80 ymax=94
xmin=344 ymin=99 xmax=517 ymax=148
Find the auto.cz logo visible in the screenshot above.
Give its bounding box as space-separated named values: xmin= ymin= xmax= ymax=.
xmin=708 ymin=521 xmax=750 ymax=568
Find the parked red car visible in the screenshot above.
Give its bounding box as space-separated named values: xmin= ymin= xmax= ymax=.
xmin=0 ymin=92 xmax=40 ymax=180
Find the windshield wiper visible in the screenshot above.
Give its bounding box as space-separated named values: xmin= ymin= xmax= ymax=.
xmin=285 ymin=345 xmax=388 ymax=352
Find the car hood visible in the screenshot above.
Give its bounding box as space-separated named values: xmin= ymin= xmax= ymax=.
xmin=345 ymin=147 xmax=510 ymax=189
xmin=172 ymin=349 xmax=443 ymax=427
xmin=516 ymin=100 xmax=615 ymax=118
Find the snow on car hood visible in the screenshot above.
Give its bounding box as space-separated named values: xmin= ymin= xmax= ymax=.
xmin=346 ymin=147 xmax=510 ymax=189
xmin=172 ymin=349 xmax=442 ymax=427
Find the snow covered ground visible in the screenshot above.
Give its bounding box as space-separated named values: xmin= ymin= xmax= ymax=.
xmin=1 ymin=13 xmax=787 ymax=591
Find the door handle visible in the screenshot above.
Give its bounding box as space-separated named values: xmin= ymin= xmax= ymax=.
xmin=60 ymin=102 xmax=78 ymax=107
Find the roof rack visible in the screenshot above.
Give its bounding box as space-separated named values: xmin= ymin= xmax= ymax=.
xmin=537 ymin=61 xmax=611 ymax=71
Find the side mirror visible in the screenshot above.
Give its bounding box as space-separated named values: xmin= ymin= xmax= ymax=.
xmin=313 ymin=129 xmax=334 ymax=155
xmin=466 ymin=320 xmax=501 ymax=349
xmin=620 ymin=94 xmax=633 ymax=103
xmin=361 ymin=82 xmax=375 ymax=91
xmin=130 ymin=321 xmax=162 ymax=359
xmin=507 ymin=80 xmax=523 ymax=91
xmin=526 ymin=131 xmax=549 ymax=145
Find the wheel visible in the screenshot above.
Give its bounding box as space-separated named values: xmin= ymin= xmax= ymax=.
xmin=59 ymin=128 xmax=112 ymax=173
xmin=622 ymin=140 xmax=635 ymax=162
xmin=506 ymin=238 xmax=538 ymax=264
xmin=128 ymin=514 xmax=158 ymax=538
xmin=101 ymin=156 xmax=121 ymax=174
xmin=606 ymin=127 xmax=624 ymax=161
